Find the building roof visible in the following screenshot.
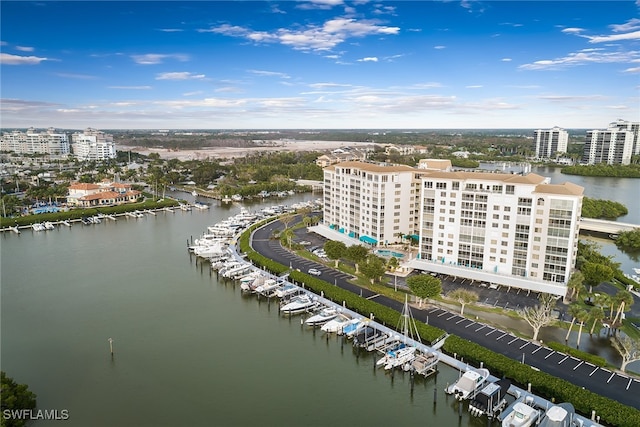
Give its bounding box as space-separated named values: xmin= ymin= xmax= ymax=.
xmin=420 ymin=170 xmax=547 ymax=185
xmin=69 ymin=183 xmax=100 ymax=190
xmin=534 ymin=181 xmax=584 ymax=196
xmin=325 ymin=161 xmax=416 ymax=173
xmin=80 ymin=191 xmax=123 ymax=201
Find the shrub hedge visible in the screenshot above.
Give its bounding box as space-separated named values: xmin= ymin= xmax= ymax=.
xmin=547 ymin=342 xmax=607 ymax=367
xmin=240 ymin=224 xmax=640 ymax=427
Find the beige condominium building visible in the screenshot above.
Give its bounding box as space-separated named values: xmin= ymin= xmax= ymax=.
xmin=320 ymin=160 xmax=583 ymax=297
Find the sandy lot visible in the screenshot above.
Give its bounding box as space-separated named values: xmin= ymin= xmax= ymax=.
xmin=121 ymin=140 xmax=376 ymax=161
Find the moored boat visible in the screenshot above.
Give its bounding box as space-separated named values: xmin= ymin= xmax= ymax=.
xmin=320 ymin=313 xmax=352 ymax=333
xmin=538 ymin=402 xmax=576 ymax=427
xmin=280 ymin=294 xmax=318 ymax=314
xmin=304 ymin=307 xmax=338 ymax=326
xmin=501 ymin=398 xmax=540 ymax=427
xmin=445 ymin=367 xmax=491 ymax=401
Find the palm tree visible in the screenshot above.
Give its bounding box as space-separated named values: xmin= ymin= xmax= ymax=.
xmin=594 ymin=293 xmax=613 ymax=321
xmin=612 ymin=290 xmax=634 ymax=326
xmin=566 ymin=271 xmax=585 ymax=301
xmin=588 ymin=306 xmax=605 ymax=335
xmin=565 ymin=304 xmax=583 ymax=342
xmin=575 ymin=309 xmax=589 ymax=349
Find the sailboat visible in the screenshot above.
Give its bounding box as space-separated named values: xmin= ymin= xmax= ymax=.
xmin=377 ymin=296 xmax=426 ymax=371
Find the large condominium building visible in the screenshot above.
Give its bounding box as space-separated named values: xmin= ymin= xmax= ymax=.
xmin=323 ymin=161 xmax=419 ymax=246
xmin=72 ymin=128 xmax=116 ymax=161
xmin=413 ymin=171 xmax=583 ymax=296
xmin=582 ymin=121 xmax=636 ymax=165
xmin=319 ymin=161 xmax=584 ymax=297
xmin=607 ymin=118 xmax=640 ymax=156
xmin=0 ymin=127 xmax=70 ymax=156
xmin=533 ymin=126 xmax=568 ymax=158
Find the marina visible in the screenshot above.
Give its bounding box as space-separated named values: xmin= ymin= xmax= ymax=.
xmin=0 ymin=193 xmax=631 ymax=426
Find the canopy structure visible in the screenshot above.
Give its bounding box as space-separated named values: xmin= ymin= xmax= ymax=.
xmin=359 ymin=235 xmax=378 ymax=245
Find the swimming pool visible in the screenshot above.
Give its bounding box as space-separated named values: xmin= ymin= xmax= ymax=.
xmin=375 ymin=249 xmax=405 ymax=258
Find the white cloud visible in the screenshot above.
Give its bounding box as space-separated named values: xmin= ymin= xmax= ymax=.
xmin=55 ymin=73 xmax=96 ymax=79
xmin=108 ymin=86 xmax=153 ymax=90
xmin=610 ymin=18 xmax=640 ymax=33
xmin=158 ymin=28 xmax=183 ymax=32
xmin=201 ymin=17 xmax=400 ymax=52
xmin=519 ymin=50 xmax=640 ymax=70
xmin=130 ymin=53 xmax=189 ymax=65
xmin=247 ymin=70 xmax=290 ymax=79
xmin=183 ymin=91 xmax=204 ymax=96
xmin=561 ymin=27 xmax=585 ymax=35
xmin=623 ymin=67 xmax=640 ymax=73
xmin=16 ymin=46 xmax=34 ymax=52
xmin=501 ymin=58 xmax=512 ymax=62
xmin=357 ymin=57 xmax=378 ymax=62
xmin=0 ymin=53 xmax=49 ymax=65
xmin=466 ymin=85 xmax=483 ymax=89
xmin=586 ymin=30 xmax=640 ymax=44
xmin=296 ymin=0 xmax=344 ymax=10
xmin=156 ymin=72 xmax=206 ymax=80
xmin=434 ymin=45 xmax=446 ymax=49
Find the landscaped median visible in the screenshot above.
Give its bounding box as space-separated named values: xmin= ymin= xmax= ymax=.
xmin=240 ymin=219 xmax=640 ymax=427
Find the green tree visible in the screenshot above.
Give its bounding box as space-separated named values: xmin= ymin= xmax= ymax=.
xmin=324 ymin=240 xmax=346 ymax=268
xmin=1 ymin=371 xmax=37 ymax=427
xmin=406 ymin=274 xmax=442 ymax=307
xmin=386 ymin=256 xmax=400 ymax=272
xmin=615 ymin=228 xmax=640 ymax=252
xmin=589 ymin=306 xmax=605 ymax=335
xmin=345 ymin=244 xmax=369 ymax=273
xmin=566 ymin=271 xmax=585 ymax=301
xmin=565 ymin=304 xmax=583 ymax=342
xmin=519 ymin=293 xmax=557 ymax=341
xmin=575 ymin=308 xmax=589 ymax=349
xmin=280 ymin=228 xmax=294 ymax=249
xmin=360 ymin=254 xmax=386 ymax=284
xmin=447 ymin=288 xmax=479 ymax=316
xmin=581 ymin=262 xmax=614 ymax=293
xmin=611 ymin=290 xmax=634 ymax=326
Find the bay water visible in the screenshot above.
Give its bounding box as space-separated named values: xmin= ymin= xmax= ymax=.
xmin=1 ymin=195 xmax=479 ymax=427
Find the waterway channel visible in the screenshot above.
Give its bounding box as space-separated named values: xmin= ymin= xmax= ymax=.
xmin=2 ymin=194 xmax=493 ymax=427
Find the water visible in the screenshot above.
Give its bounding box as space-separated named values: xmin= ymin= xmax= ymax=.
xmin=1 ymin=194 xmax=482 ymax=427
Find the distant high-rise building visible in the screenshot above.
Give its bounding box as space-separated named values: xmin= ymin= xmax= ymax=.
xmin=607 ymin=119 xmax=639 ymax=156
xmin=582 ymin=120 xmax=636 ymax=165
xmin=533 ymin=126 xmax=568 ymax=158
xmin=72 ymin=128 xmax=116 ymax=161
xmin=0 ymin=127 xmax=70 ymax=156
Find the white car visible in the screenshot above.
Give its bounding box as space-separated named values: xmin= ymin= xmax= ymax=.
xmin=308 ymin=268 xmax=322 ymax=276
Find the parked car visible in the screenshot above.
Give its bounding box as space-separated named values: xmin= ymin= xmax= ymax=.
xmin=308 ymin=268 xmax=322 ymax=276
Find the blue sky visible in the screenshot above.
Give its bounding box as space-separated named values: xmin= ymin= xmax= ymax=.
xmin=1 ymin=1 xmax=639 ymax=129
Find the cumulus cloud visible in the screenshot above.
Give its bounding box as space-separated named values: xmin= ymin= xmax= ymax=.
xmin=131 ymin=53 xmax=189 ymax=65
xmin=357 ymin=57 xmax=378 ymax=62
xmin=296 ymin=0 xmax=344 ymax=10
xmin=156 ymin=72 xmax=206 ymax=80
xmin=0 ymin=53 xmax=49 ymax=65
xmin=200 ymin=17 xmax=400 ymax=52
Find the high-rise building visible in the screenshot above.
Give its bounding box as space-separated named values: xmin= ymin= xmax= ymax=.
xmin=319 ymin=161 xmax=584 ymax=297
xmin=533 ymin=127 xmax=568 ymax=159
xmin=72 ymin=128 xmax=116 ymax=160
xmin=0 ymin=127 xmax=70 ymax=156
xmin=322 ymin=161 xmax=418 ymax=246
xmin=582 ymin=120 xmax=636 ymax=165
xmin=414 ymin=171 xmax=583 ymax=296
xmin=607 ymin=119 xmax=640 ymax=156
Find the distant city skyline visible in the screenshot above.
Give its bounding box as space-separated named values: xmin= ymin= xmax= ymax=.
xmin=1 ymin=1 xmax=639 ymax=129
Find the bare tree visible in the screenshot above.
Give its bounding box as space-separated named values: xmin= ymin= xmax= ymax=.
xmin=447 ymin=289 xmax=479 ymax=316
xmin=611 ymin=335 xmax=640 ymax=371
xmin=519 ymin=293 xmax=557 ymax=341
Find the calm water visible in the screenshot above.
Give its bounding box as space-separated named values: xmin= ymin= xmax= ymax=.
xmin=1 ymin=195 xmax=484 ymax=427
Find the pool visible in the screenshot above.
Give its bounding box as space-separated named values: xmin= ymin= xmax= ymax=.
xmin=375 ymin=249 xmax=405 ymax=258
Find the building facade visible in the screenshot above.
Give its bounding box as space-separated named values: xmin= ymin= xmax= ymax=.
xmin=320 ymin=161 xmax=584 ymax=297
xmin=582 ymin=121 xmax=636 ymax=165
xmin=607 ymin=119 xmax=640 ymax=156
xmin=415 ymin=171 xmax=582 ymax=292
xmin=322 ymin=161 xmax=418 ymax=246
xmin=72 ymin=128 xmax=116 ymax=161
xmin=0 ymin=127 xmax=70 ymax=156
xmin=67 ymin=181 xmax=140 ymax=207
xmin=533 ymin=127 xmax=568 ymax=159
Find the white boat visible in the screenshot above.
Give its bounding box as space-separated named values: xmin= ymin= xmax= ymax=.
xmin=321 ymin=314 xmax=352 ymax=333
xmin=254 ymin=279 xmax=280 ymax=296
xmin=280 ymin=294 xmax=318 ymax=314
xmin=231 ymin=194 xmax=242 ymax=202
xmin=305 ymin=307 xmax=338 ymax=326
xmin=633 ymin=267 xmax=640 ymax=275
xmin=43 ymin=221 xmax=55 ymax=230
xmin=501 ymin=400 xmax=540 ymax=427
xmin=377 ymin=345 xmax=417 ymax=370
xmin=194 ymin=202 xmax=209 ymax=210
xmin=404 ymin=350 xmax=439 ymax=376
xmin=469 ymin=378 xmax=511 ymax=419
xmin=445 ymin=367 xmax=491 ymax=401
xmin=192 ymin=190 xmax=198 ymax=197
xmin=32 ymin=223 xmax=45 ymax=232
xmin=274 ymin=283 xmax=299 ymax=298
xmin=340 ymin=318 xmax=365 ymax=337
xmin=538 ymin=403 xmax=576 ymax=427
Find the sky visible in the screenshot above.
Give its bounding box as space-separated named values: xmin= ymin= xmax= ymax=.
xmin=1 ymin=0 xmax=639 ymax=130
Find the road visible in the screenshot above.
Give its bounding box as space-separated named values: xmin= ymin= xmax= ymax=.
xmin=251 ymin=218 xmax=640 ymax=410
